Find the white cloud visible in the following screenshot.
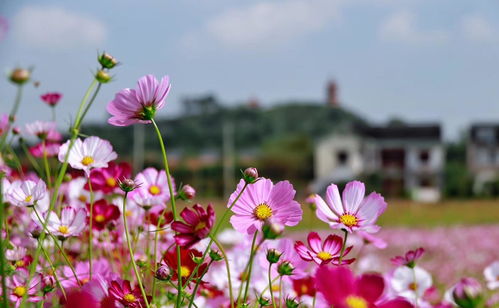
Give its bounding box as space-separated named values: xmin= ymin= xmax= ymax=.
xmin=13 ymin=5 xmax=107 ymax=51
xmin=379 ymin=11 xmax=448 ymax=44
xmin=202 ymin=0 xmax=341 ymax=49
xmin=461 ymin=15 xmax=496 ymax=42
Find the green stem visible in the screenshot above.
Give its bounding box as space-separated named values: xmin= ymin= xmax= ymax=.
xmin=268 ymin=263 xmax=277 ymax=308
xmin=278 ymin=276 xmax=283 ymax=308
xmin=0 ymin=178 xmax=8 ymax=308
xmin=312 ymin=294 xmax=316 ymax=308
xmin=338 ymin=229 xmax=349 ymax=264
xmin=150 ymin=119 xmax=181 ymax=307
xmin=79 ymin=83 xmax=102 ymax=122
xmin=187 ymin=259 xmax=214 ymax=308
xmin=42 ymin=140 xmax=52 ymax=189
xmin=40 ymin=243 xmax=67 ymax=300
xmin=123 ymin=192 xmax=150 ymax=308
xmin=9 ymin=84 xmax=23 ymax=122
xmin=51 ymin=107 xmax=56 ymax=122
xmin=241 ymin=231 xmax=259 ymax=304
xmin=87 ymin=176 xmax=95 ymax=280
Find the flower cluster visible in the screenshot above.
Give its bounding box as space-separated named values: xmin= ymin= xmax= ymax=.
xmin=0 ymin=53 xmax=497 ymax=308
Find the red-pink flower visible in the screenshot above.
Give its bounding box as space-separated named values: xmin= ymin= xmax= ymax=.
xmin=391 ymin=248 xmax=425 ymax=268
xmin=86 ymin=162 xmax=131 ymax=194
xmin=108 ymin=280 xmax=149 ymax=308
xmin=29 ymin=142 xmax=61 ymax=158
xmin=106 ymin=74 xmax=171 ymax=126
xmin=40 ymin=92 xmax=62 ymax=107
xmin=295 ymin=232 xmax=354 ymax=265
xmin=315 ymin=266 xmax=413 ymax=308
xmin=87 ymin=199 xmax=120 ymax=230
xmin=171 ymin=203 xmax=215 ymax=247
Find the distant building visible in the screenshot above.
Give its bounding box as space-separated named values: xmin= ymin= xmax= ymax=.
xmin=467 ymin=123 xmax=499 ymax=193
xmin=313 ymin=123 xmax=445 ymax=202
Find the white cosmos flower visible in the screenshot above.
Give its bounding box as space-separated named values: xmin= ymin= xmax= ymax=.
xmin=6 ymin=179 xmax=47 ymax=207
xmin=33 ymin=206 xmax=87 ymax=238
xmin=58 ymin=136 xmax=117 ymax=176
xmin=484 ymin=261 xmax=499 ymax=290
xmin=391 ymin=266 xmax=433 ymax=303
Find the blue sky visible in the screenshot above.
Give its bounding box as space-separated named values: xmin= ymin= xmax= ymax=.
xmin=1 ymin=0 xmax=499 ymax=140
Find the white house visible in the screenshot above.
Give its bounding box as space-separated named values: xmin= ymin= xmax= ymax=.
xmin=313 ymin=123 xmax=445 ymax=202
xmin=467 ymin=123 xmax=499 ymax=193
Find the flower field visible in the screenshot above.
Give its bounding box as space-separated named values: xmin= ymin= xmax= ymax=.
xmin=0 ymin=54 xmax=497 ymax=308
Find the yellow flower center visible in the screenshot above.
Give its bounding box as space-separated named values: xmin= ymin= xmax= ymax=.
xmin=149 ymin=185 xmax=161 ymax=195
xmin=271 ymin=284 xmax=280 ymax=292
xmin=13 ymin=286 xmax=27 ymax=297
xmin=301 ymin=285 xmax=308 ymax=294
xmin=254 ymin=203 xmax=272 ymax=220
xmin=180 ymin=265 xmax=191 ymax=278
xmin=95 ymin=215 xmax=105 ymax=223
xmin=81 ymin=156 xmax=94 ymax=166
xmin=106 ymin=177 xmax=116 ymax=187
xmin=345 ymin=295 xmax=368 ymax=308
xmin=125 ymin=210 xmax=133 ymax=217
xmin=80 ymin=278 xmax=90 ymax=285
xmin=194 ymin=221 xmax=206 ymax=232
xmin=408 ymin=282 xmax=418 ymax=291
xmin=123 ymin=293 xmax=136 ymax=303
xmin=317 ymin=251 xmax=333 ymax=261
xmin=340 ymin=214 xmax=358 ymax=227
xmin=14 ymin=260 xmax=25 ymax=267
xmin=58 ymin=225 xmax=69 ymax=234
xmin=24 ymin=195 xmax=33 ymax=203
xmin=78 ymin=195 xmax=87 ymax=202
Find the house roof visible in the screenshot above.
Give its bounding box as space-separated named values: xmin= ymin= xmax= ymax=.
xmin=354 ymin=123 xmax=441 ymax=140
xmin=470 ymin=123 xmax=499 ymax=145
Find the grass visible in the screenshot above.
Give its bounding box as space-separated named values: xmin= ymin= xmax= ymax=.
xmin=191 ymin=199 xmax=499 ymax=231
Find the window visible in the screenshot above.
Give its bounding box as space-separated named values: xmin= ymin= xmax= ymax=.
xmin=337 ymin=150 xmax=349 ymax=166
xmin=419 ymin=150 xmax=430 ymax=164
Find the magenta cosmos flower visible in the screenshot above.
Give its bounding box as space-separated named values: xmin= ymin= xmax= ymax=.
xmin=40 ymin=92 xmax=62 ymax=107
xmin=171 ymin=203 xmax=215 ymax=247
xmin=315 ymin=266 xmax=413 ymax=308
xmin=391 ymin=247 xmax=425 ymax=268
xmin=108 ymin=280 xmax=149 ymax=308
xmin=315 ymin=181 xmax=387 ymax=233
xmin=86 ymin=162 xmax=132 ymax=194
xmin=295 ymin=232 xmax=354 ymax=265
xmin=228 ymin=178 xmax=302 ymax=234
xmin=58 ymin=136 xmax=117 ymax=176
xmin=106 ymin=74 xmax=171 ymax=126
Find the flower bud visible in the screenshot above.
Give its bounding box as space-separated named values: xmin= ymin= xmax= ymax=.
xmin=258 ymin=296 xmax=270 ymax=306
xmin=119 ymin=178 xmax=139 ymax=192
xmin=452 ymin=278 xmax=483 ymax=308
xmin=191 ymin=254 xmax=204 ymax=265
xmin=43 ymin=275 xmax=55 ymax=290
xmin=277 ymin=261 xmax=294 ymax=276
xmin=9 ymin=68 xmax=30 ymax=85
xmin=95 ymin=70 xmax=112 ymax=83
xmin=11 ymin=127 xmax=20 ymax=135
xmin=155 ymin=264 xmax=170 ymax=281
xmin=262 ymin=220 xmax=284 ymax=240
xmin=177 ymin=184 xmax=196 ymax=201
xmin=209 ymin=249 xmax=223 ymax=262
xmin=285 ymin=297 xmax=300 ymax=308
xmin=98 ymin=52 xmax=119 ymax=69
xmin=242 ymin=167 xmax=258 ymax=184
xmin=266 ymin=248 xmax=282 ymax=264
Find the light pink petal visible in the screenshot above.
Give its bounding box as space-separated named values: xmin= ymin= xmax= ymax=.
xmin=136 ymin=75 xmax=159 ymax=105
xmin=356 ymin=192 xmax=387 ymax=225
xmin=314 ymin=195 xmax=338 ymax=222
xmin=325 ymin=184 xmax=344 ymax=216
xmin=342 ymin=181 xmax=365 ymax=213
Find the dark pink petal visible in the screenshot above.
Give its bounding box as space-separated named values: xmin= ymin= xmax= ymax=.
xmin=307 ymin=232 xmax=322 ymax=253
xmin=323 ymin=234 xmax=343 ymax=255
xmin=315 ymin=266 xmax=355 ymax=306
xmin=356 ymin=273 xmax=385 ymax=303
xmin=378 ymin=298 xmax=414 ymax=308
xmin=174 ymin=234 xmax=198 ymax=247
xmin=180 ymin=207 xmax=200 ymax=226
xmin=171 ymin=221 xmax=193 ymax=234
xmin=295 ymin=241 xmax=313 ymax=261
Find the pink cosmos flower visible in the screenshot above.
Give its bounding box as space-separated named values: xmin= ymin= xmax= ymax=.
xmin=131 ymin=167 xmax=175 ymax=207
xmin=6 ymin=179 xmax=46 ymax=207
xmin=58 ymin=136 xmax=117 ymax=176
xmin=60 ymin=259 xmax=114 ymax=288
xmin=106 ymin=74 xmax=171 ymax=126
xmin=358 ymin=231 xmax=388 ymax=249
xmin=40 ymin=92 xmax=62 ymax=107
xmin=108 ymin=279 xmax=150 ymax=308
xmin=29 ymin=142 xmax=61 ymax=158
xmin=24 ymin=121 xmax=61 ymax=141
xmin=7 ymin=268 xmax=43 ymax=308
xmin=315 ymin=266 xmax=413 ymax=308
xmin=86 ymin=162 xmax=132 ymax=194
xmin=5 ymin=247 xmax=32 ymax=269
xmin=391 ymin=248 xmax=425 ymax=268
xmin=295 ymin=232 xmax=355 ymax=265
xmin=171 ymin=203 xmax=215 ymax=247
xmin=315 ymin=181 xmax=387 ymax=233
xmin=35 ymin=206 xmax=87 ymax=239
xmin=228 ymin=178 xmax=302 ymax=234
